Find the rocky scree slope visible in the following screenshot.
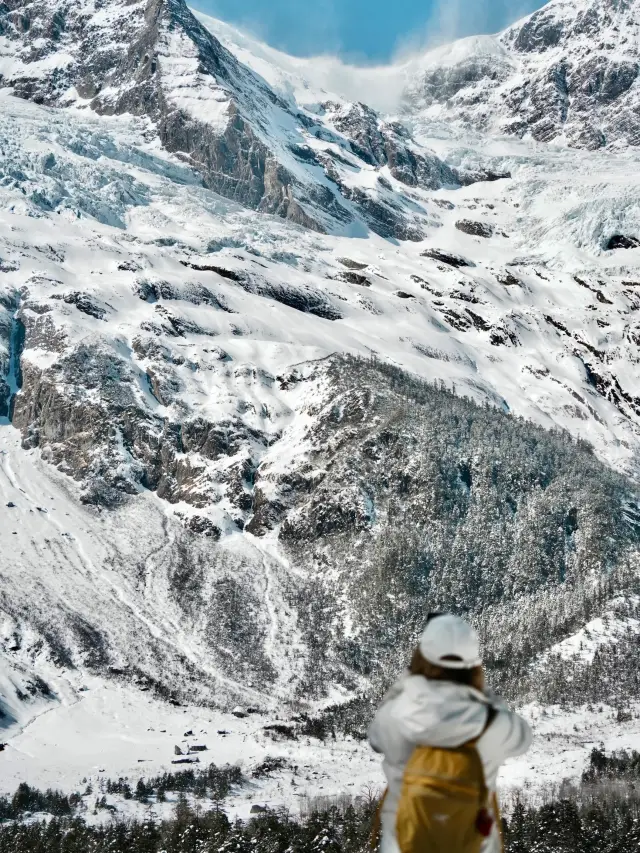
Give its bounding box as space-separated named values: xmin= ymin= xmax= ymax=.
xmin=0 ymin=0 xmax=493 ymax=241
xmin=403 ymin=0 xmax=640 ymax=149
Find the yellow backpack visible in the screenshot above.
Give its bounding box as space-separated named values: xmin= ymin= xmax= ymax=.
xmin=393 ymin=713 xmax=501 ymax=853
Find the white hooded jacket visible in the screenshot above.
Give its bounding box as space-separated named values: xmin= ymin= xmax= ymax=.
xmin=368 ymin=672 xmax=532 ymax=853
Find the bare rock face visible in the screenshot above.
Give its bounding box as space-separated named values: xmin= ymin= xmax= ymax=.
xmin=329 ymin=102 xmax=459 ymax=191
xmin=606 ymin=234 xmax=640 ymax=250
xmin=455 ymin=220 xmax=494 ymax=238
xmin=510 ymin=6 xmax=567 ymax=52
xmin=501 ymin=1 xmax=640 ymax=148
xmin=331 ymin=102 xmax=388 ymax=168
xmin=421 ymin=248 xmax=476 ymax=268
xmin=10 ymin=337 xmax=267 ymax=522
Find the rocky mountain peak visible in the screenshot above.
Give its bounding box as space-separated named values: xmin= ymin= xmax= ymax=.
xmin=504 ymin=0 xmax=640 ymax=52
xmin=0 ymin=0 xmax=246 ymax=121
xmin=403 ymin=0 xmax=640 ymax=149
xmin=0 ymin=0 xmax=480 ymax=240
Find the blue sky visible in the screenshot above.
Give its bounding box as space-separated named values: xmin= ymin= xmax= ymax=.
xmin=193 ymin=0 xmax=547 ymax=62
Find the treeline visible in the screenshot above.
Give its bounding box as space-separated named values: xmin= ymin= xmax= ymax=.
xmin=0 ymin=784 xmax=79 ymax=820
xmin=283 ymin=354 xmax=640 ymax=710
xmin=478 ymin=563 xmax=640 ymax=707
xmin=582 ymin=746 xmax=640 ymax=783
xmin=1 ymin=785 xmax=639 ymax=853
xmin=506 ymin=794 xmax=640 ymax=852
xmin=0 ymin=795 xmax=376 ymax=853
xmin=102 ymin=763 xmax=243 ymax=803
xmin=0 ymin=764 xmax=243 ymax=822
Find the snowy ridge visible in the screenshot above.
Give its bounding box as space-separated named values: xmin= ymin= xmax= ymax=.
xmin=0 ymin=0 xmax=486 ymax=242
xmin=196 ymin=0 xmax=640 ymax=152
xmin=403 ymin=0 xmax=640 ymax=148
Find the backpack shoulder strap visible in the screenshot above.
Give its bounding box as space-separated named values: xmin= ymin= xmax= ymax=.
xmin=467 ymin=705 xmax=498 ymax=808
xmin=466 ymin=704 xmax=498 ymax=747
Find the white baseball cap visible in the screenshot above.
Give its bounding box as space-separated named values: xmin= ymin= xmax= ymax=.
xmin=419 ymin=614 xmax=482 ymax=669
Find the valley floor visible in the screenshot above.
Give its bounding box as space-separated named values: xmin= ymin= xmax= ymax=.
xmin=3 ymin=673 xmax=640 ymax=820
xmin=1 ymin=679 xmax=381 ymax=821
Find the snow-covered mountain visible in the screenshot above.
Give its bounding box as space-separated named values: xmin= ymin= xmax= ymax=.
xmin=402 ymin=0 xmax=640 ymax=148
xmin=0 ymin=0 xmax=502 ymax=242
xmin=194 ymin=0 xmax=640 ymax=151
xmin=1 ymin=0 xmax=640 ymax=812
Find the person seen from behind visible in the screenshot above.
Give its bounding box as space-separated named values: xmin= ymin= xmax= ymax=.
xmin=369 ymin=613 xmax=532 ymax=853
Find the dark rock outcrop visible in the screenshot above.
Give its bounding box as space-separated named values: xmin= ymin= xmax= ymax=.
xmin=510 ymin=7 xmax=566 ymax=53
xmin=606 ymin=235 xmax=640 ymax=250
xmin=497 ymin=271 xmax=522 ymax=287
xmin=338 ymin=258 xmax=368 ymax=270
xmin=334 ymin=271 xmax=371 ymax=286
xmin=455 ymin=220 xmax=494 ymax=238
xmin=230 ymin=274 xmax=343 ymax=320
xmin=136 ymin=277 xmax=232 ymax=311
xmin=50 ymin=292 xmax=107 ymax=320
xmin=421 ymin=249 xmax=476 ymax=268
xmin=330 ymin=102 xmax=459 ymax=191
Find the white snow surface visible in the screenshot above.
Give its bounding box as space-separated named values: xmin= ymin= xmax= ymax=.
xmin=0 ymin=676 xmax=382 ymax=818
xmin=3 ymin=655 xmax=640 ymax=817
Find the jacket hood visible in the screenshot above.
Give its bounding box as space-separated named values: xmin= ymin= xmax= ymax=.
xmin=390 ymin=673 xmax=490 ymax=749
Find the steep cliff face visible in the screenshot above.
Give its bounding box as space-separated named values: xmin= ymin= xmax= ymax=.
xmin=0 ymin=0 xmax=474 ymax=241
xmin=0 ymin=0 xmax=324 ymax=226
xmin=403 ymin=0 xmax=640 ymax=149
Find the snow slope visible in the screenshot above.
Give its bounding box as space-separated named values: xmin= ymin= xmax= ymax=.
xmin=1 ymin=93 xmax=639 ymax=476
